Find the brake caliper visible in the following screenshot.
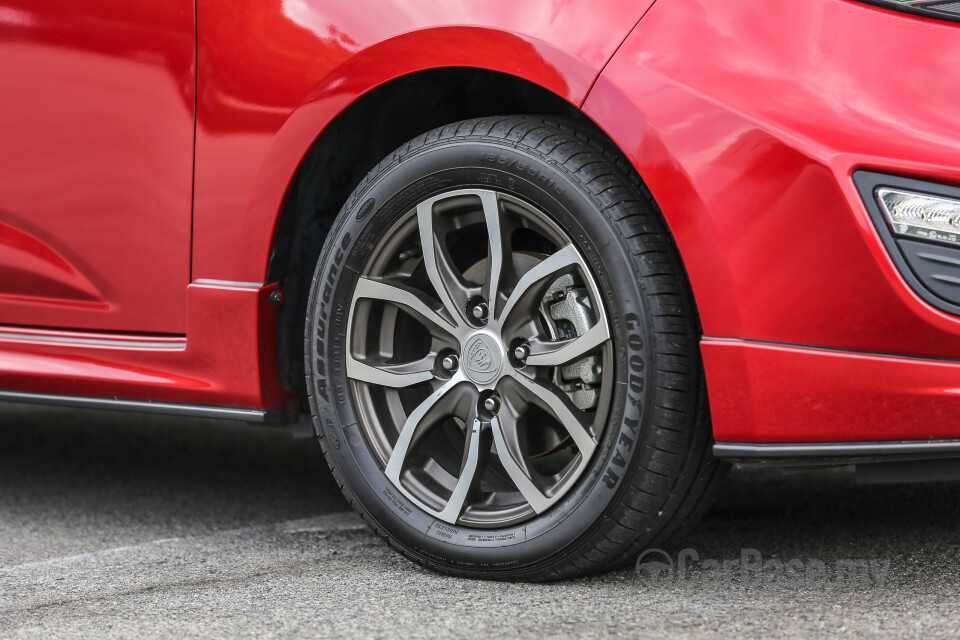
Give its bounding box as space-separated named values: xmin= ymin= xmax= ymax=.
xmin=540 ymin=275 xmax=602 ymax=410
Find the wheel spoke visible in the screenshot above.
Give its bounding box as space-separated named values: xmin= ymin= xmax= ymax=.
xmin=492 ymin=408 xmax=539 ymax=484
xmin=525 ymin=322 xmax=610 ymax=367
xmin=437 ymin=409 xmax=484 ymax=523
xmin=417 ymin=198 xmax=470 ymax=329
xmin=352 ymin=276 xmax=465 ymax=340
xmin=346 ymin=354 xmax=435 ymax=388
xmin=496 ymin=244 xmax=583 ymax=328
xmin=490 ymin=415 xmax=551 ymax=514
xmin=478 ymin=191 xmax=507 ymax=318
xmin=506 ymin=372 xmax=596 ymax=457
xmin=350 ymin=185 xmax=612 ymax=527
xmin=384 ymin=375 xmax=468 ymax=484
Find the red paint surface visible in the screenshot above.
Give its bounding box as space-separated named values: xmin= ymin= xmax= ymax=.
xmin=0 ymin=284 xmax=289 ymax=410
xmin=191 ymin=0 xmax=649 ymax=283
xmin=2 ymin=0 xmax=960 ymax=442
xmin=580 ymin=0 xmax=960 ymax=440
xmin=0 ymin=1 xmax=195 ymax=332
xmin=584 ymin=0 xmax=960 ymax=359
xmin=702 ymin=340 xmax=960 ymax=443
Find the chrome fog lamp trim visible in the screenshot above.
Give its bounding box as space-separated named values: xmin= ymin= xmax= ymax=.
xmin=876 ymin=187 xmax=960 ymax=247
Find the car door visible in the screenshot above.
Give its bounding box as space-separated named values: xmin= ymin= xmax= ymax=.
xmin=0 ymin=0 xmax=195 ymax=334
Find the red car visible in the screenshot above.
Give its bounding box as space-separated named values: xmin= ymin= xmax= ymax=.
xmin=2 ymin=0 xmax=959 ymax=580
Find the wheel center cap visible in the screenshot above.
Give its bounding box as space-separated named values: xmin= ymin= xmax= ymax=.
xmin=462 ymin=333 xmax=503 ymax=385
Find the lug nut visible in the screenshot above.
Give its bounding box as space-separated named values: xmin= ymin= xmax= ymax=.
xmin=513 ymin=344 xmax=530 ymax=362
xmin=471 ymin=301 xmax=488 ymax=320
xmin=483 ymin=395 xmax=501 ymax=414
xmin=441 ymin=355 xmax=459 ymax=372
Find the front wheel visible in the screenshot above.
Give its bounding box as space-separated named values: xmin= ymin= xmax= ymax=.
xmin=305 ymin=116 xmax=723 ymax=580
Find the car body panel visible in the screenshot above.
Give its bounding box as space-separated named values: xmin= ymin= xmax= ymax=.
xmin=0 ymin=283 xmax=289 ymax=411
xmin=583 ymin=0 xmax=960 ymax=358
xmin=2 ymin=0 xmax=960 ymax=446
xmin=580 ymin=0 xmax=960 ymax=442
xmin=191 ymin=0 xmax=652 ymax=283
xmin=0 ymin=0 xmax=196 ymax=333
xmin=702 ymin=339 xmax=960 ymax=443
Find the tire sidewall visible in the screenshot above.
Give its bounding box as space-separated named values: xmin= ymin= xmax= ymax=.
xmin=307 ymin=138 xmax=658 ymax=571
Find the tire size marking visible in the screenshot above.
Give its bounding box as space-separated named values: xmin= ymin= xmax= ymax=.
xmin=481 ymin=152 xmax=565 ymax=196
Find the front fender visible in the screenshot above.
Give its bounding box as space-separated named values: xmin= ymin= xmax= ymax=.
xmin=191 ymin=0 xmax=652 ymax=285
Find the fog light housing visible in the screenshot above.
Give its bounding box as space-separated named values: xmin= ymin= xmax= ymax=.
xmin=855 ymin=170 xmax=960 ymax=316
xmin=877 ymin=188 xmax=960 ymax=247
xmin=853 ymin=0 xmax=960 ymax=21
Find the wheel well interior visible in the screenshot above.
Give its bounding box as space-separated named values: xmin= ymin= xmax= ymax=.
xmin=267 ymin=68 xmax=596 ymax=404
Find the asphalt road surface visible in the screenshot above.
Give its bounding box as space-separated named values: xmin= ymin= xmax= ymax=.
xmin=2 ymin=404 xmax=959 ymax=639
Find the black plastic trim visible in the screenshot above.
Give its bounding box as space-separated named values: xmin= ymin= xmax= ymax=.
xmin=0 ymin=390 xmax=290 ymax=423
xmin=852 ymin=0 xmax=960 ymax=22
xmin=716 ymin=440 xmax=960 ymax=457
xmin=715 ymin=440 xmax=960 ymax=468
xmin=853 ymin=170 xmax=960 ymax=317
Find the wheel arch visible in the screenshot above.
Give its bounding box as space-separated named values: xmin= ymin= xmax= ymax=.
xmin=262 ymin=33 xmax=718 ymax=404
xmin=266 ymin=65 xmax=595 ymax=397
xmin=581 ymin=73 xmax=744 ymax=343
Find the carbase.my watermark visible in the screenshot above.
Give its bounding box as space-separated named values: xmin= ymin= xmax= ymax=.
xmin=636 ymin=548 xmax=890 ymax=589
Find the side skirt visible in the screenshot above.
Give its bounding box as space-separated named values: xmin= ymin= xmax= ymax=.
xmin=714 ymin=439 xmax=960 ymax=468
xmin=0 ymin=389 xmax=285 ymax=423
xmin=0 ymin=282 xmax=292 ymax=415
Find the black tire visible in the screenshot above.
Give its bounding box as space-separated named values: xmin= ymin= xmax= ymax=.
xmin=305 ymin=115 xmax=726 ymax=581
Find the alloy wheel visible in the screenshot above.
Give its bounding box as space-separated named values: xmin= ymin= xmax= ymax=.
xmin=345 ymin=188 xmax=613 ymax=528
